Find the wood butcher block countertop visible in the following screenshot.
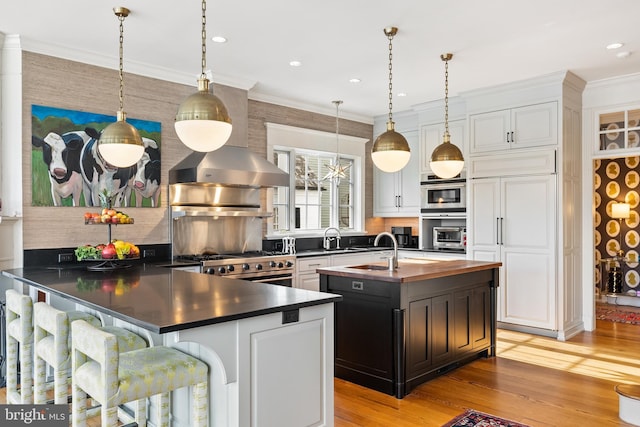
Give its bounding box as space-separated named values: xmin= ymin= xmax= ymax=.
xmin=317 ymin=258 xmax=502 ymax=283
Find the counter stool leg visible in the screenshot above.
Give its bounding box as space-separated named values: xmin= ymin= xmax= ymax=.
xmin=193 ymin=381 xmax=208 ymax=427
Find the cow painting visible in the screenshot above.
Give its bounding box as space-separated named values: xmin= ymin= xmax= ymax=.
xmin=31 ymin=104 xmax=161 ymax=207
xmin=131 ymin=138 xmax=161 ymax=207
xmin=31 ymin=130 xmax=90 ymax=206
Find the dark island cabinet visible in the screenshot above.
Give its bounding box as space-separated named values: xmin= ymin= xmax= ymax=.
xmin=321 ymin=267 xmax=497 ymax=398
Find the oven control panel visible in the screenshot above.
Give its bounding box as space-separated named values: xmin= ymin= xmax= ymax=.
xmin=202 ymin=256 xmax=295 ymax=279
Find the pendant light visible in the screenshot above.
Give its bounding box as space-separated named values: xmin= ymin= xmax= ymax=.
xmin=175 ymin=0 xmax=232 ymax=152
xmin=430 ymin=53 xmax=464 ymax=179
xmin=372 ymin=27 xmax=411 ymax=173
xmin=97 ymin=7 xmax=144 ymax=168
xmin=322 ymin=100 xmax=351 ymax=184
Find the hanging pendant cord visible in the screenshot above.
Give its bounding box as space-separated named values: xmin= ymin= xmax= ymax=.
xmin=201 ymin=0 xmax=207 ymax=79
xmin=443 ymin=57 xmax=449 ymax=136
xmin=387 ymin=33 xmax=394 ymax=123
xmin=117 ymin=12 xmax=125 ymax=112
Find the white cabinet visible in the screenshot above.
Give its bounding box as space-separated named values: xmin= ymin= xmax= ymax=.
xmin=373 ymin=130 xmax=420 ymax=217
xmin=469 ymin=102 xmax=557 ymax=154
xmin=468 ymin=175 xmax=556 ymax=330
xmin=420 ymin=120 xmax=465 ymax=176
xmin=295 ymin=256 xmax=330 ymax=292
xmin=398 ymin=250 xmax=466 ymax=261
xmin=330 ymin=252 xmax=372 ymax=267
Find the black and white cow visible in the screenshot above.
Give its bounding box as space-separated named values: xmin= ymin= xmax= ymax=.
xmin=131 ymin=138 xmax=161 ymax=207
xmin=31 ymin=131 xmax=89 ymax=206
xmin=80 ymin=127 xmax=137 ymax=207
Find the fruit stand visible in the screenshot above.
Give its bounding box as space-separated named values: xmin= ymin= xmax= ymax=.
xmin=76 ymin=208 xmax=140 ymax=270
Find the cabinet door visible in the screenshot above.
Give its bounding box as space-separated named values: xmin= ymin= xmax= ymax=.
xmin=469 ymin=109 xmax=510 ymax=153
xmin=420 ymin=120 xmax=465 ymax=176
xmin=407 ymin=297 xmax=433 ymax=377
xmin=499 ymin=175 xmax=556 ymax=329
xmin=470 ymin=285 xmax=491 ymax=350
xmin=431 ymin=293 xmax=453 ymax=366
xmin=297 ymin=272 xmax=320 ymax=291
xmin=398 ymin=130 xmax=420 ymax=215
xmin=511 ymin=102 xmax=558 ymax=149
xmin=374 ymin=130 xmax=420 ymax=217
xmin=331 ymin=252 xmax=372 ymax=268
xmin=468 ymin=178 xmax=500 ymax=262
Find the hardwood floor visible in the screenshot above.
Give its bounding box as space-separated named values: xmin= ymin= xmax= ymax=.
xmin=2 ymin=320 xmax=639 ymax=426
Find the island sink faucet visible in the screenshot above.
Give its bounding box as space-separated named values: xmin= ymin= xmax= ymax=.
xmin=374 ymin=231 xmax=398 ymax=270
xmin=323 ymin=227 xmax=342 ymax=250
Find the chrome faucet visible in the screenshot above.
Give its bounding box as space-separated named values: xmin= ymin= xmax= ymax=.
xmin=323 ymin=227 xmax=341 ymax=250
xmin=374 ymin=231 xmax=398 ymax=270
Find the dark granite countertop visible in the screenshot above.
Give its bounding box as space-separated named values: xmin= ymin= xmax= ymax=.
xmin=2 ymin=264 xmax=341 ymax=334
xmin=317 ymin=259 xmax=502 ymax=283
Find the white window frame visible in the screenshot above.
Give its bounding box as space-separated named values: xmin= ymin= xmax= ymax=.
xmin=266 ymin=122 xmax=368 ymax=237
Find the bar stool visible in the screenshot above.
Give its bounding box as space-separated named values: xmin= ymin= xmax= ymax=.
xmin=71 ymin=319 xmax=209 ymax=427
xmin=33 ymin=302 xmax=148 ymax=405
xmin=6 ymin=289 xmax=34 ymax=404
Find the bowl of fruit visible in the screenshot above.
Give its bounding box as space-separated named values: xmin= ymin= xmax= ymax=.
xmin=75 ymin=240 xmax=140 ymax=270
xmin=84 ymin=209 xmax=134 ymax=224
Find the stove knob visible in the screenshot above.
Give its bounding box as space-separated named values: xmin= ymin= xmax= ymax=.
xmin=227 ymin=265 xmax=235 ymax=272
xmin=242 ymin=263 xmax=250 ymax=271
xmin=269 ymin=261 xmax=277 ymax=268
xmin=218 ymin=267 xmax=226 ymax=274
xmin=255 ymin=264 xmax=263 ymax=270
xmin=277 ymin=262 xmax=284 ymax=268
xmin=205 ymin=267 xmax=216 ymax=275
xmin=285 ymin=261 xmax=294 ymax=268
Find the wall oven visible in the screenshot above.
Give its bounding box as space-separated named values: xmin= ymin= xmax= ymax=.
xmin=420 ymin=172 xmax=466 ymax=213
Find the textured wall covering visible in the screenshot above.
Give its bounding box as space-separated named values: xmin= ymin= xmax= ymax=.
xmin=594 ymin=157 xmax=640 ymax=293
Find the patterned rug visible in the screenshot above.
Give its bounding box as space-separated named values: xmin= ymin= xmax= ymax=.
xmin=596 ymin=303 xmax=640 ymax=325
xmin=441 ymin=410 xmax=530 ymax=427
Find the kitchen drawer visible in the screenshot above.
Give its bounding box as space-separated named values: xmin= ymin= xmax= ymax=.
xmin=297 ymin=256 xmax=330 ymax=273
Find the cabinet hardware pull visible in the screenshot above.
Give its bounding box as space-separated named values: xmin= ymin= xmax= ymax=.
xmin=506 ymin=132 xmax=510 ymax=143
xmin=500 ymin=217 xmax=505 ymax=245
xmin=398 ymin=195 xmax=402 ymax=207
xmin=496 ymin=217 xmax=500 ymax=244
xmin=309 ymin=263 xmax=321 ymax=267
xmin=511 ymin=131 xmax=514 ymax=143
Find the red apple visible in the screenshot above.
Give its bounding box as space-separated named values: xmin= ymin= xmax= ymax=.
xmin=101 ymin=243 xmax=117 ymax=259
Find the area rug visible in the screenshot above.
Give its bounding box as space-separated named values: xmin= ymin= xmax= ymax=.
xmin=441 ymin=409 xmax=530 ymax=427
xmin=596 ymin=304 xmax=640 ymax=325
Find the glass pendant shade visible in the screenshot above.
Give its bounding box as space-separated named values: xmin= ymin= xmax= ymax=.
xmin=98 ymin=111 xmax=144 ymax=168
xmin=175 ymin=77 xmax=232 ymax=152
xmin=372 ymin=121 xmax=411 ymax=173
xmin=430 ymin=133 xmax=464 ymax=178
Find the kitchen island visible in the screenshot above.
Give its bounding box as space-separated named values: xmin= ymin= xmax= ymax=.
xmin=318 ymin=258 xmax=501 ymax=398
xmin=2 ymin=264 xmax=341 ymax=427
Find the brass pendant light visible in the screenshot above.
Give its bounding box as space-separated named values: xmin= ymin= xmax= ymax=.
xmin=97 ymin=7 xmax=144 ymax=168
xmin=322 ymin=100 xmax=351 ymax=184
xmin=372 ymin=27 xmax=411 ymax=173
xmin=175 ymin=0 xmax=232 ymax=152
xmin=430 ymin=53 xmax=464 ymax=179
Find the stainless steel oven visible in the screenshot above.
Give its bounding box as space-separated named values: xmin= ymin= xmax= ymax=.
xmin=194 ymin=252 xmax=295 ymax=287
xmin=420 ymin=173 xmax=466 ymax=213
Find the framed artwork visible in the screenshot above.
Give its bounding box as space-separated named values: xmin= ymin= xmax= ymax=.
xmin=31 ymin=105 xmax=161 ymax=207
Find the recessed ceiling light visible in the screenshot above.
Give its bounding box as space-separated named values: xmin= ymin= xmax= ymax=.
xmin=289 ymin=60 xmax=302 ymax=67
xmin=349 ymin=78 xmax=361 ymax=83
xmin=607 ymin=42 xmax=624 ymax=50
xmin=617 ymin=51 xmax=631 ymax=59
xmin=211 ymin=36 xmax=227 ymax=43
xmin=397 ymin=92 xmax=407 ymax=97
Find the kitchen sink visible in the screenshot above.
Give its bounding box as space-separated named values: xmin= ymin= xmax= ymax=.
xmin=349 ymin=264 xmax=390 ymax=271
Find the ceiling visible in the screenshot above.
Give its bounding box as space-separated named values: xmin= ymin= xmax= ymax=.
xmin=1 ymin=0 xmax=639 ymax=122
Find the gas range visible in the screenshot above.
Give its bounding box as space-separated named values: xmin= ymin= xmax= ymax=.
xmin=175 ymin=251 xmax=295 ymax=281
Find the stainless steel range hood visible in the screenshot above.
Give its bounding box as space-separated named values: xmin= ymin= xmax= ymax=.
xmin=168 ymin=145 xmax=289 ymax=188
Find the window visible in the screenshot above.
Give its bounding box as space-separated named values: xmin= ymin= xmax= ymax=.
xmin=272 ymin=148 xmax=354 ymax=232
xmin=597 ymin=108 xmax=640 ymax=152
xmin=266 ymin=123 xmax=367 ymax=236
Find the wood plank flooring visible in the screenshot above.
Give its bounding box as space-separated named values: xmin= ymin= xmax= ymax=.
xmin=3 ymin=319 xmax=639 ymax=426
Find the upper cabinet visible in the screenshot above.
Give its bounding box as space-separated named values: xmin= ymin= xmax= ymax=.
xmin=420 ymin=119 xmax=465 ymax=176
xmin=595 ymin=107 xmax=640 ymax=155
xmin=373 ymin=130 xmax=420 ymax=217
xmin=469 ymin=102 xmax=558 ymax=154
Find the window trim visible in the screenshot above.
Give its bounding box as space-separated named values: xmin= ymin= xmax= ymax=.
xmin=266 ymin=122 xmax=369 ymax=237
